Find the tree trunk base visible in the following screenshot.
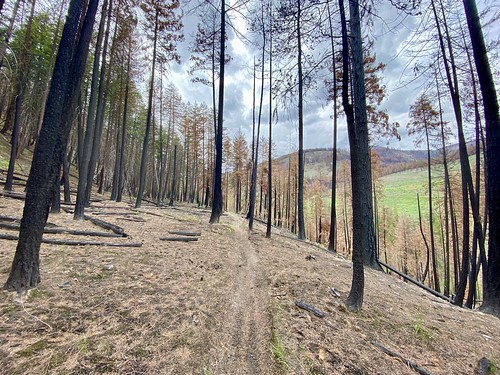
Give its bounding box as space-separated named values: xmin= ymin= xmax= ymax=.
xmin=3 ymin=257 xmax=41 ymax=292
xmin=479 ymin=303 xmax=500 ymax=318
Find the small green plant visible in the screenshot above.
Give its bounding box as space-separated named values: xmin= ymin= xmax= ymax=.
xmin=27 ymin=288 xmax=44 ymax=301
xmin=79 ymin=336 xmax=88 ymax=354
xmin=133 ymin=347 xmax=149 ymax=358
xmin=203 ymin=367 xmax=211 ymax=375
xmin=0 ymin=158 xmax=9 ymax=170
xmin=413 ymin=314 xmax=432 ymax=343
xmin=487 ymin=361 xmax=497 ymax=375
xmin=271 ymin=329 xmax=288 ymax=370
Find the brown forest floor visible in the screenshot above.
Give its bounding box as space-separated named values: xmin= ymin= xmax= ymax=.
xmin=0 ymin=192 xmax=499 ymax=375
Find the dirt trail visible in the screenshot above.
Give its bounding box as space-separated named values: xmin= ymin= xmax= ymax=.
xmin=209 ymin=214 xmax=276 ymax=374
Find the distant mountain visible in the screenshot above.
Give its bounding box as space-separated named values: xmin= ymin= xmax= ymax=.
xmin=275 ymin=147 xmax=429 ymax=176
xmin=276 ymin=143 xmax=466 ymax=178
xmin=274 ymin=144 xmax=470 ymax=179
xmin=371 ymin=147 xmax=428 ymax=165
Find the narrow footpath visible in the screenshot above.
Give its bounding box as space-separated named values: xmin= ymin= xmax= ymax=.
xmin=209 ymin=214 xmax=276 ymax=374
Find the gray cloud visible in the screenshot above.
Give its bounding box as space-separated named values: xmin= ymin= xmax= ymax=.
xmin=168 ymin=0 xmax=496 ymax=157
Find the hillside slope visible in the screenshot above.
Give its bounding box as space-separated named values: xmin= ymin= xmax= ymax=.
xmin=0 ymin=196 xmax=498 ymax=374
xmin=275 ymin=146 xmax=430 ymax=176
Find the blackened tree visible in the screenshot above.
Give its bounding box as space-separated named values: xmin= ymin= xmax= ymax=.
xmin=4 ymin=0 xmax=100 ymax=292
xmin=340 ymin=0 xmax=378 ymax=312
xmin=463 ymin=0 xmax=500 ymax=316
xmin=74 ymin=0 xmax=109 ymax=219
xmin=209 ymin=0 xmax=226 ymax=223
xmin=273 ymin=0 xmax=322 ymax=240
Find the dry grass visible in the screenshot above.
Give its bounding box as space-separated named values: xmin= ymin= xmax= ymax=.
xmin=0 ymin=194 xmax=499 ymax=375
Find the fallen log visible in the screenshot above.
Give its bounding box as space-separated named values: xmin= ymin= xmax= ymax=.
xmin=0 ymin=215 xmax=18 ymax=222
xmin=141 ymin=198 xmax=161 ymax=207
xmin=0 ymin=222 xmax=122 ymax=237
xmin=47 ymin=227 xmax=120 ymax=237
xmin=0 ymin=190 xmax=26 ymax=201
xmin=295 ymin=300 xmax=326 ymax=318
xmin=168 ymin=231 xmax=201 ymax=237
xmin=378 ymin=260 xmax=451 ymax=303
xmin=371 ymin=341 xmax=433 ymax=375
xmin=116 ymin=217 xmax=147 ymax=223
xmin=61 ymin=208 xmax=127 ymax=237
xmin=83 ymin=215 xmax=127 ymax=237
xmin=91 ymin=211 xmax=136 ymax=216
xmin=132 ymin=209 xmax=163 ymax=217
xmin=160 ymin=237 xmax=199 ymax=242
xmin=0 ymin=233 xmax=142 ymax=247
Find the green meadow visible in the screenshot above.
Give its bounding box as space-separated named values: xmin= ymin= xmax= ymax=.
xmin=379 ymin=167 xmax=433 ymax=222
xmin=379 ymin=154 xmax=477 ymax=223
xmin=317 ymin=154 xmax=478 ymax=225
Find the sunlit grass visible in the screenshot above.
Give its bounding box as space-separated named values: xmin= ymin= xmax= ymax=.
xmin=380 ymin=167 xmax=431 ymax=222
xmin=379 ymin=155 xmax=477 ymax=222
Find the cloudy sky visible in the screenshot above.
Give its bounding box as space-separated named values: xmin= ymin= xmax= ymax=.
xmin=166 ymin=0 xmax=498 ymax=157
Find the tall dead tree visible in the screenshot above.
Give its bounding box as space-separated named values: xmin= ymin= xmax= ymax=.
xmin=463 ymin=0 xmax=500 ymax=316
xmin=74 ymin=0 xmax=109 ymax=219
xmin=296 ymin=0 xmax=306 ymax=240
xmin=326 ymin=0 xmax=338 ymax=252
xmin=249 ymin=3 xmax=268 ymax=230
xmin=431 ymin=0 xmax=485 ymax=306
xmin=248 ymin=59 xmax=260 ymax=229
xmin=135 ymin=7 xmax=158 ymax=209
xmin=209 ymin=0 xmax=226 ymax=223
xmin=4 ymin=0 xmax=36 ymax=192
xmin=136 ymin=0 xmax=182 ymax=208
xmin=407 ymin=94 xmax=441 ymax=292
xmin=340 ymin=0 xmax=379 ymax=312
xmin=266 ymin=1 xmax=273 ymax=238
xmin=4 ymin=0 xmax=100 ymax=292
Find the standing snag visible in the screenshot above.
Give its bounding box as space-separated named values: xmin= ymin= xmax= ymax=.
xmin=4 ymin=0 xmax=100 ymax=292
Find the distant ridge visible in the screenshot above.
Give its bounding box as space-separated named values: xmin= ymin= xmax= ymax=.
xmin=277 ymin=146 xmax=428 ymax=165
xmin=274 ymin=144 xmax=470 ymax=177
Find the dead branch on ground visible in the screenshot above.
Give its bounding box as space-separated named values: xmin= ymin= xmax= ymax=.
xmin=371 ymin=341 xmax=433 ymax=375
xmin=295 ymin=300 xmax=326 ymax=318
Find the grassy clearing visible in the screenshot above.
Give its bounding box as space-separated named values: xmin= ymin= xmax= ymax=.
xmin=380 ymin=167 xmax=430 ymax=222
xmin=379 ymin=155 xmax=477 ymax=222
xmin=317 ymin=154 xmax=477 ymax=225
